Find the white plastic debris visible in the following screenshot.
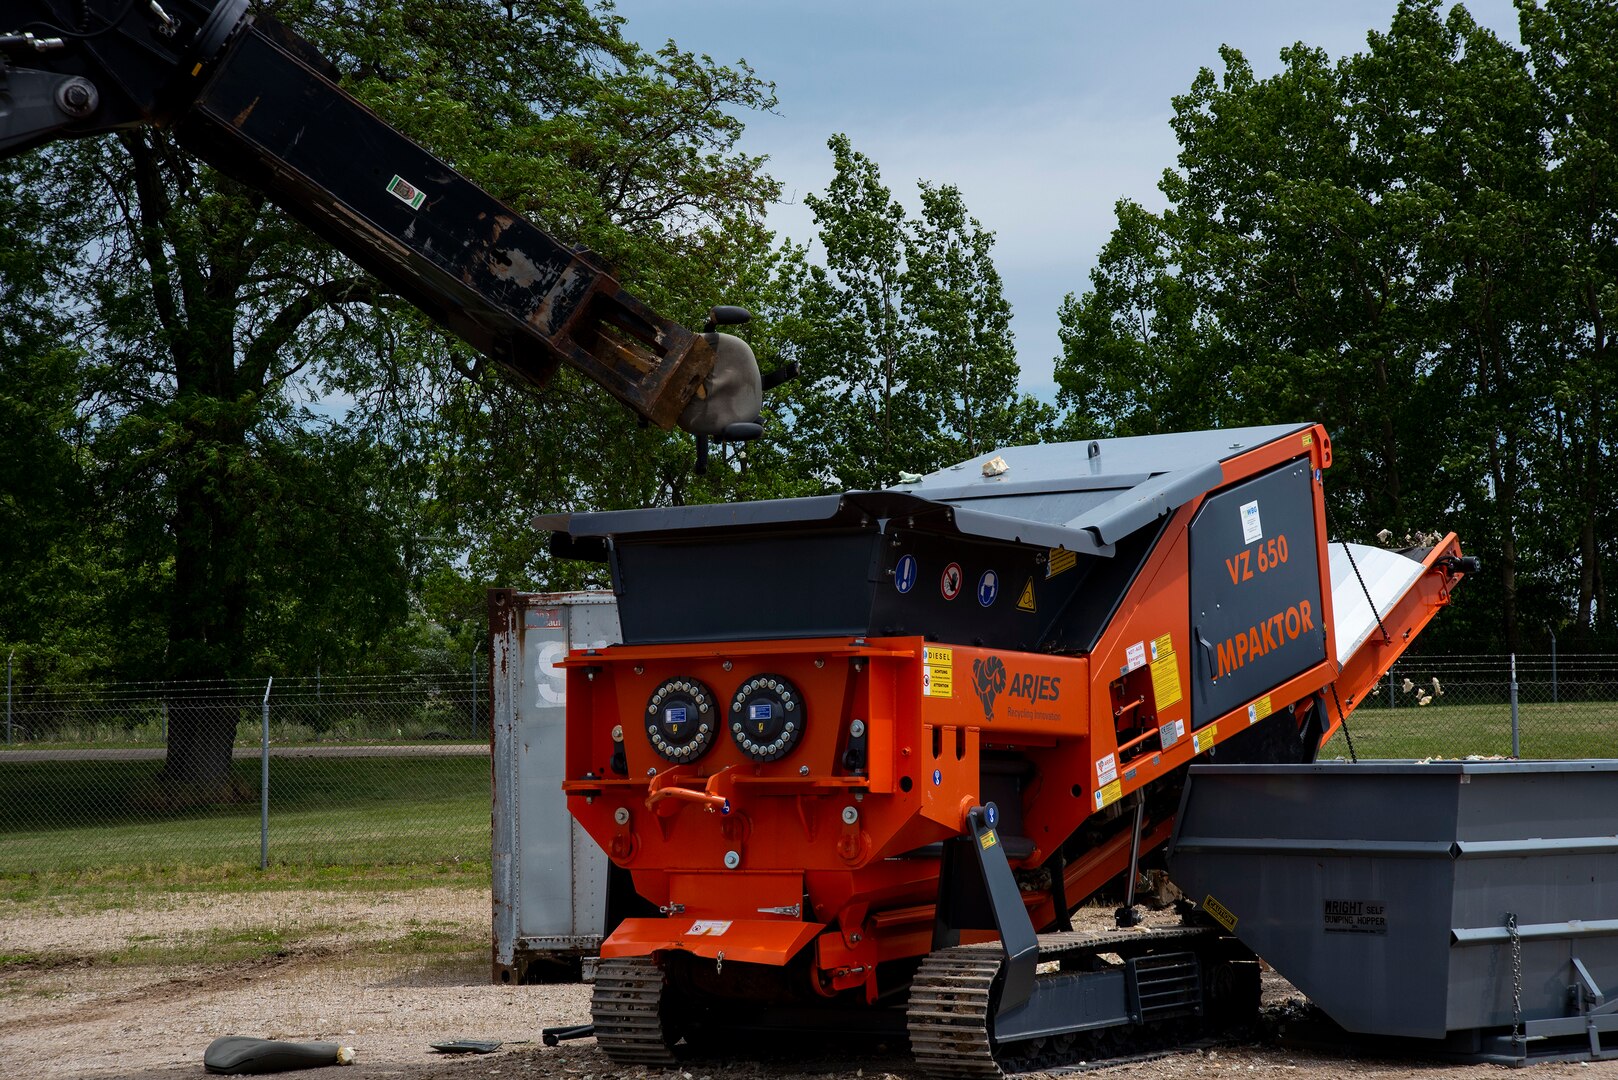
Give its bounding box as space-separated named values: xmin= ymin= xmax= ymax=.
xmin=981 ymin=455 xmax=1009 ymax=477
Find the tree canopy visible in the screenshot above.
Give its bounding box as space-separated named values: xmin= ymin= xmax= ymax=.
xmin=1056 ymin=0 xmax=1615 ymax=651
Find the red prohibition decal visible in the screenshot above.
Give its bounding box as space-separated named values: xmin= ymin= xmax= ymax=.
xmin=940 ymin=562 xmax=964 ymax=600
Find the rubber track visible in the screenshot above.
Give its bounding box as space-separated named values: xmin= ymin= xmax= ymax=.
xmin=906 ymin=927 xmax=1216 ymax=1078
xmin=591 ymin=956 xmax=678 ymax=1067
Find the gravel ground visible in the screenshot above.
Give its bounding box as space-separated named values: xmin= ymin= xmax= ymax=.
xmin=5 ymin=887 xmax=1618 ymax=1080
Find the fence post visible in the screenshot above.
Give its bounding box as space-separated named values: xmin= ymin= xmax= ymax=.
xmin=471 ymin=640 xmax=483 ymax=738
xmin=1388 ymin=660 xmax=1395 ymax=708
xmin=1549 ymin=629 xmax=1557 ymax=704
xmin=1509 ymin=653 xmax=1520 ymax=758
xmin=261 ymin=677 xmax=273 ymax=870
xmin=6 ymin=649 xmax=12 ymax=745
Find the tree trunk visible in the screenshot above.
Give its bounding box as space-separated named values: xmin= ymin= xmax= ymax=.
xmin=161 ymin=689 xmax=247 ymax=802
xmin=157 ymin=401 xmax=255 ymax=801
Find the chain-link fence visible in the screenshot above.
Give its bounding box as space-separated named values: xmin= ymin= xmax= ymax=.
xmin=1323 ymin=653 xmax=1618 ymax=760
xmin=3 ymin=657 xmax=1616 ymax=876
xmin=1 ymin=674 xmax=490 ymax=874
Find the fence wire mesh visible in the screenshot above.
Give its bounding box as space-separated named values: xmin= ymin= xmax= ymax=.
xmin=1321 ymin=653 xmax=1618 ymax=761
xmin=2 ymin=674 xmax=489 ymax=874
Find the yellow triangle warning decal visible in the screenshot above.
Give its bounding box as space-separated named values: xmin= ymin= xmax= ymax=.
xmin=1016 ymin=578 xmax=1037 ymax=612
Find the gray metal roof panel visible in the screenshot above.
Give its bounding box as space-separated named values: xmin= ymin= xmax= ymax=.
xmin=535 ymin=425 xmax=1313 ymax=553
xmin=895 ymin=423 xmax=1310 ymax=502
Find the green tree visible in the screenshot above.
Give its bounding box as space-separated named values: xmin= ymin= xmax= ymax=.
xmin=0 ymin=0 xmax=780 ymax=795
xmin=775 ymin=135 xmax=1049 ymax=491
xmin=1057 ymin=0 xmax=1615 ymax=650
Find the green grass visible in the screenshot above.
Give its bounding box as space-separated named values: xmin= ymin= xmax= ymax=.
xmin=0 ymin=755 xmax=490 ymax=875
xmin=1322 ymin=699 xmax=1618 ymax=760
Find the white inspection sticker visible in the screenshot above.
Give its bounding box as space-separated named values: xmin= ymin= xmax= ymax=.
xmin=1241 ymin=500 xmax=1263 ymax=544
xmin=687 ymin=920 xmax=732 ymax=937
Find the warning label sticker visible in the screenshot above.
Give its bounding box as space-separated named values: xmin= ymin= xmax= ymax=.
xmin=1125 ymin=641 xmax=1147 ymax=672
xmin=1202 ymin=895 xmax=1238 ymax=932
xmin=979 ymin=829 xmax=999 ymax=850
xmin=1046 ymin=547 xmax=1077 ymax=579
xmin=1151 ymin=651 xmax=1183 ymax=709
xmin=1150 ymin=633 xmax=1173 ymax=661
xmin=386 ymin=174 xmax=427 ymax=210
xmin=1323 ymin=899 xmax=1387 ymax=935
xmin=1247 ymin=695 xmax=1273 ymax=725
xmin=1192 ymin=723 xmax=1218 ymax=753
xmin=1016 ymin=578 xmax=1037 ymax=612
xmin=922 ymin=646 xmax=953 ymax=699
xmin=1092 ymin=779 xmax=1123 ymax=810
xmin=687 ymin=920 xmax=732 ymax=937
xmin=1096 ymin=752 xmax=1118 ymax=787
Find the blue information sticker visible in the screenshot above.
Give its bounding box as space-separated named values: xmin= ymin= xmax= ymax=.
xmin=977 ymin=569 xmax=999 ymax=607
xmin=664 ymin=706 xmax=687 ymax=724
xmin=748 ymin=702 xmax=773 ymax=721
xmin=895 ymin=553 xmax=918 ymax=594
xmin=933 ymin=769 xmax=943 ymax=786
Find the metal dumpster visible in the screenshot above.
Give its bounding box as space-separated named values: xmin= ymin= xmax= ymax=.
xmin=1168 ymin=760 xmax=1618 ymax=1062
xmin=489 ymin=589 xmax=620 ymax=983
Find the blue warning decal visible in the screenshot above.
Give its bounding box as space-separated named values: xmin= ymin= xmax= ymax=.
xmin=895 ymin=554 xmax=918 ymax=594
xmin=977 ymin=570 xmax=999 ymax=608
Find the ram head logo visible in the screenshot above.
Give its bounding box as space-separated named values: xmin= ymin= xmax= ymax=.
xmin=971 ymin=655 xmax=1006 ymax=721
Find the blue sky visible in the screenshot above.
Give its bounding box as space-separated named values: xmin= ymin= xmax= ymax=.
xmin=610 ymin=1 xmax=1522 ymax=400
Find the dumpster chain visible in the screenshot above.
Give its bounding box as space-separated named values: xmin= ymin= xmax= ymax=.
xmin=907 ymin=927 xmax=1216 ymax=1078
xmin=591 ymin=956 xmax=678 ymax=1067
xmin=1508 ymin=912 xmax=1523 ymax=1045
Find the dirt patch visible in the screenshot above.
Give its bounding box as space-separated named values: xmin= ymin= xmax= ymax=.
xmin=4 ymin=888 xmax=1618 ymax=1080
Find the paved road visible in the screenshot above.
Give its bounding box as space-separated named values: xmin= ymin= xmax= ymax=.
xmin=0 ymin=743 xmax=489 ymax=762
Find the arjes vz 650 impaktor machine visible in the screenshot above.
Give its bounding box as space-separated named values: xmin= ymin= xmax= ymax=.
xmin=539 ymin=423 xmax=1474 ymax=1075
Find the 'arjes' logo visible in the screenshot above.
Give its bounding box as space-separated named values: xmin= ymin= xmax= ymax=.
xmin=1009 ymin=673 xmax=1061 ymax=702
xmin=971 ymin=656 xmax=1006 ymax=720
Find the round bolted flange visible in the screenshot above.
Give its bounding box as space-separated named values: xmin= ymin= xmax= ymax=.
xmin=841 ymin=805 xmax=859 ymax=825
xmin=613 ymin=806 xmax=630 ymax=826
xmin=56 ymin=77 xmax=99 ymax=118
xmin=723 ymin=850 xmax=741 ymax=869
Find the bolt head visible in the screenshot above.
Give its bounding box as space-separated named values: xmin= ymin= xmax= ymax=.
xmin=723 ymin=850 xmax=741 ymax=869
xmin=613 ymin=807 xmax=630 ymax=825
xmin=799 ymin=765 xmax=811 ymax=776
xmin=841 ymin=805 xmax=859 ymax=825
xmin=849 ymin=719 xmax=866 ymax=738
xmin=611 ymin=724 xmax=624 ymax=742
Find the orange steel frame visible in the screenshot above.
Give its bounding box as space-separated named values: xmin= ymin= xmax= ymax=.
xmin=559 ymin=424 xmax=1472 ymax=1002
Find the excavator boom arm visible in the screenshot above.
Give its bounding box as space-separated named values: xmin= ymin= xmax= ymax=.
xmin=0 ymin=1 xmax=741 ymax=431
